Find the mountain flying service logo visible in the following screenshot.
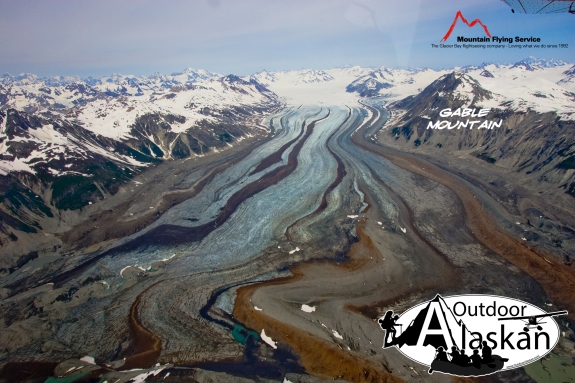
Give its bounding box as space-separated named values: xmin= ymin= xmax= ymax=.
xmin=441 ymin=11 xmax=491 ymax=42
xmin=378 ymin=294 xmax=567 ymax=377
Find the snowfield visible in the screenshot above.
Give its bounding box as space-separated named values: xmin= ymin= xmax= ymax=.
xmin=248 ymin=66 xmax=373 ymax=106
xmin=75 ymin=77 xmax=275 ymax=139
xmin=464 ymin=63 xmax=575 ymax=119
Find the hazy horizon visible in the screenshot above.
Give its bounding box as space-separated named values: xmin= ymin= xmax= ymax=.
xmin=1 ymin=56 xmax=573 ymax=81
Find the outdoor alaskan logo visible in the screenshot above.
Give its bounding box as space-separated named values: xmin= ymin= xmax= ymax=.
xmin=378 ymin=294 xmax=567 ymax=377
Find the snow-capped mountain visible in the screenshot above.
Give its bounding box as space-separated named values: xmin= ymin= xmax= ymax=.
xmin=250 ymin=69 xmax=335 ymax=86
xmin=381 ymin=71 xmax=575 ymax=198
xmin=0 ymin=69 xmax=281 ymax=252
xmin=345 ymin=58 xmax=575 ymax=119
xmin=456 ymin=58 xmax=568 ymax=74
xmin=390 ymin=72 xmax=493 ymax=119
xmin=0 ymin=76 xmax=102 ymax=113
xmin=89 ymin=68 xmax=221 ymax=97
xmin=1 ymin=71 xmax=279 ymax=167
xmin=456 ymin=62 xmax=504 ymax=73
xmin=346 ymin=68 xmax=395 ymax=97
xmin=72 ymin=74 xmax=278 ymax=140
xmin=346 ymin=67 xmax=452 ymax=99
xmin=332 ymin=65 xmax=375 ymax=79
xmin=170 ymin=67 xmax=220 ymax=83
xmin=1 ymin=67 xmax=221 ymax=95
xmin=564 ymin=65 xmax=575 ymax=76
xmin=511 ymin=56 xmax=569 ymax=70
xmin=558 ymin=64 xmax=575 ymax=88
xmin=0 ymin=70 xmax=279 ymax=137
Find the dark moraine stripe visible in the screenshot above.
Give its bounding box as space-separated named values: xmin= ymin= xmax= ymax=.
xmin=50 ymin=110 xmax=330 ymax=287
xmin=248 ymin=121 xmax=302 ymax=176
xmin=285 ymin=109 xmax=351 ymax=240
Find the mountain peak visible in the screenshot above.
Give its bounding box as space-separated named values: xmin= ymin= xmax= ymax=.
xmin=515 ymin=57 xmax=568 ymax=68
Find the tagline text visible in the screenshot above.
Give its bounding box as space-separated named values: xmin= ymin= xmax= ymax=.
xmin=432 ymin=43 xmax=569 ymax=49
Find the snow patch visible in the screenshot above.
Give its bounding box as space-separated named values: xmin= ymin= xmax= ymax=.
xmin=80 ymin=356 xmax=95 ymax=364
xmin=129 ymin=366 xmax=167 ymax=383
xmin=332 ymin=330 xmax=343 ymax=339
xmin=260 ymin=329 xmax=277 ymax=349
xmin=301 ymin=304 xmax=316 ymax=313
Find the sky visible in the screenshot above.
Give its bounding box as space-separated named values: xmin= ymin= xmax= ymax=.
xmin=0 ymin=0 xmax=573 ymax=78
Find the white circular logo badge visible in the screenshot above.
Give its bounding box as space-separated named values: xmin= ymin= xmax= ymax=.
xmin=378 ymin=294 xmax=566 ymax=377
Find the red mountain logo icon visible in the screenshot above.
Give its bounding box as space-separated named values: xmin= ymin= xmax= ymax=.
xmin=441 ymin=11 xmax=492 ymax=42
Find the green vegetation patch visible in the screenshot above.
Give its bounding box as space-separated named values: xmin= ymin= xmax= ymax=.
xmin=51 ymin=175 xmax=101 ymax=210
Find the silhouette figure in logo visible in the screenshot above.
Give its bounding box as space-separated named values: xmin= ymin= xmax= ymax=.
xmin=378 ymin=311 xmax=399 ymax=346
xmin=459 ymin=349 xmax=471 ymax=366
xmin=451 ymin=346 xmax=466 ymax=366
xmin=480 ymin=341 xmax=493 ymax=363
xmin=471 ymin=349 xmax=482 ymax=369
xmin=428 ymin=346 xmax=449 ymax=373
xmin=435 ymin=346 xmax=449 ymax=362
xmin=430 ymin=344 xmax=508 ymax=375
xmin=448 ymin=346 xmax=459 ymax=364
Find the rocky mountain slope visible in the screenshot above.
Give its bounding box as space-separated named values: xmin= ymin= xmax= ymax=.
xmin=349 ymin=59 xmax=575 ymax=200
xmin=0 ymin=70 xmax=281 ymax=266
xmin=369 ymin=59 xmax=575 ymax=268
xmin=378 ymin=71 xmax=575 ymax=199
